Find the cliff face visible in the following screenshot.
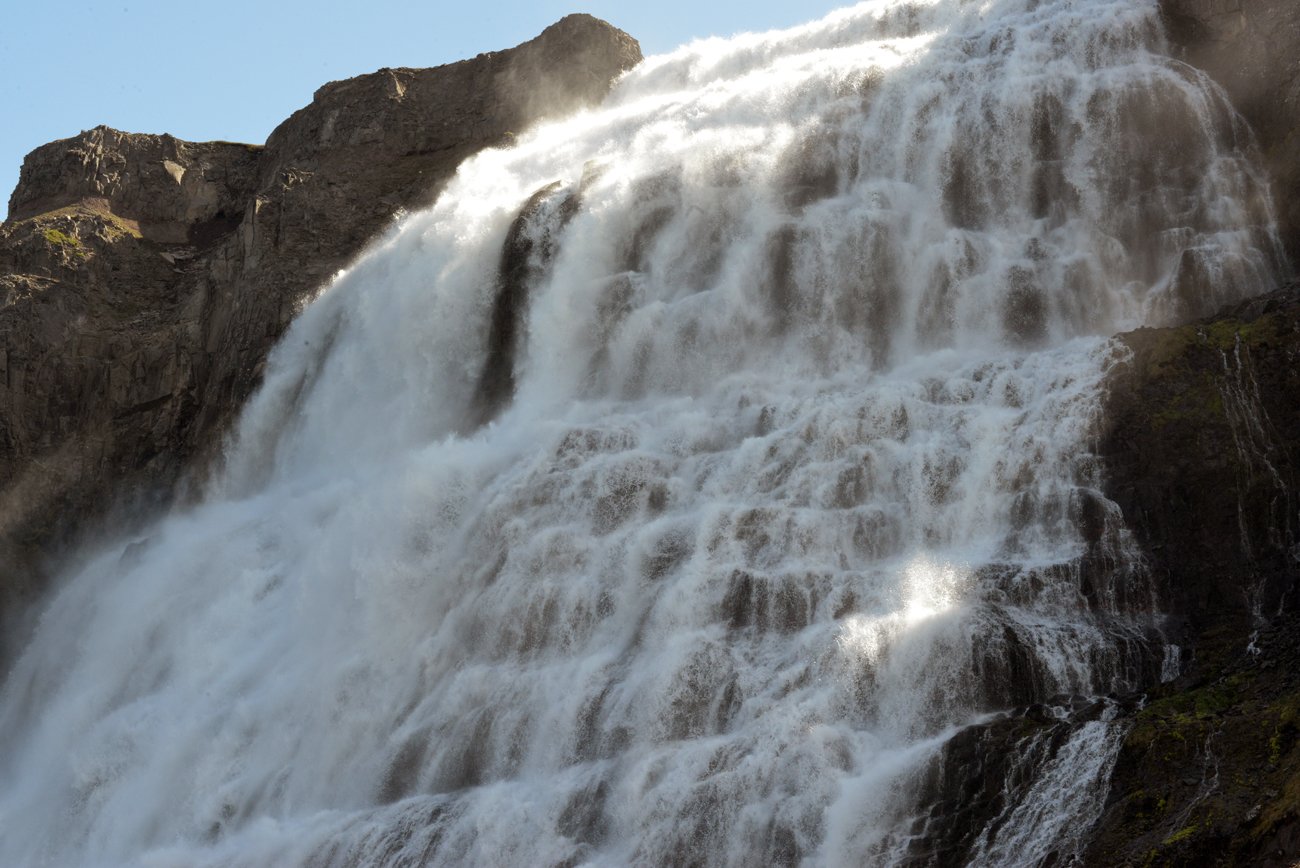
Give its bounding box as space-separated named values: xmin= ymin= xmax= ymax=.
xmin=1104 ymin=284 xmax=1300 ymax=637
xmin=1160 ymin=0 xmax=1300 ymax=262
xmin=1080 ymin=284 xmax=1300 ymax=867
xmin=0 ymin=4 xmax=1297 ymax=859
xmin=898 ymin=286 xmax=1300 ymax=868
xmin=0 ymin=14 xmax=641 ymax=643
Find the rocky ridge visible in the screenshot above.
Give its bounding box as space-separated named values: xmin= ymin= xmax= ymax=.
xmin=0 ymin=14 xmax=641 ymax=651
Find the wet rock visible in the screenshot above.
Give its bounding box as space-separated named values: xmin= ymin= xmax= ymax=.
xmin=901 ymin=713 xmax=1072 ymax=868
xmin=1085 ymin=281 xmax=1300 ymax=867
xmin=1100 ymin=280 xmax=1300 ymax=640
xmin=1083 ymin=611 xmax=1300 ymax=868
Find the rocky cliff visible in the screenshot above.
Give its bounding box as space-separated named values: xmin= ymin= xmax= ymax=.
xmin=1080 ymin=282 xmax=1300 ymax=868
xmin=0 ymin=14 xmax=641 ymax=650
xmin=899 ymin=284 xmax=1300 ymax=868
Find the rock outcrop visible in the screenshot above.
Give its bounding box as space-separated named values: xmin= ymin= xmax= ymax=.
xmin=1103 ymin=282 xmax=1300 ymax=637
xmin=1085 ymin=609 xmax=1300 ymax=868
xmin=1160 ymin=0 xmax=1300 ymax=261
xmin=1085 ymin=282 xmax=1300 ymax=867
xmin=0 ymin=14 xmax=641 ymax=650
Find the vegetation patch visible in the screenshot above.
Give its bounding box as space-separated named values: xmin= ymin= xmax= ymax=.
xmin=43 ymin=228 xmax=79 ymax=247
xmin=22 ymin=201 xmax=143 ymax=241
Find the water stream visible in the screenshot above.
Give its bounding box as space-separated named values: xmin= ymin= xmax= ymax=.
xmin=0 ymin=0 xmax=1283 ymax=865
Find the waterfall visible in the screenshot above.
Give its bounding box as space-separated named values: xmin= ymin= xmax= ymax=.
xmin=0 ymin=0 xmax=1282 ymax=866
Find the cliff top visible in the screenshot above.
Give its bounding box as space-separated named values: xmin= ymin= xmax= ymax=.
xmin=6 ymin=13 xmax=641 ymax=226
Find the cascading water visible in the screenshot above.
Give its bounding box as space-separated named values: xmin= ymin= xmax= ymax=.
xmin=0 ymin=0 xmax=1285 ymax=866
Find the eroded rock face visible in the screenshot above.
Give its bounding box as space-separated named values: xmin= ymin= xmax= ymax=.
xmin=0 ymin=14 xmax=641 ymax=649
xmin=1060 ymin=9 xmax=1300 ymax=859
xmin=1083 ymin=612 xmax=1300 ymax=868
xmin=1160 ymin=0 xmax=1300 ymax=261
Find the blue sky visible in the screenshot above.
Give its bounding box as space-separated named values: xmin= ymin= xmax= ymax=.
xmin=2 ymin=0 xmax=850 ymax=215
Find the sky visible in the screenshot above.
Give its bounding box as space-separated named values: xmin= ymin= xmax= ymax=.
xmin=1 ymin=0 xmax=853 ymax=215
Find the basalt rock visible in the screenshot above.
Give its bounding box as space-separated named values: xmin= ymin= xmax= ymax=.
xmin=1082 ymin=611 xmax=1300 ymax=868
xmin=0 ymin=14 xmax=641 ymax=656
xmin=912 ymin=282 xmax=1300 ymax=868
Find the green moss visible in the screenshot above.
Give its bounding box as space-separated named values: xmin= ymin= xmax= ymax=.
xmin=1194 ymin=676 xmax=1243 ymax=718
xmin=1195 ymin=318 xmax=1264 ymax=350
xmin=1133 ymin=313 xmax=1282 ymax=435
xmin=1138 ymin=692 xmax=1194 ymax=721
xmin=1128 ymin=725 xmax=1159 ymax=749
xmin=1162 ymin=824 xmax=1198 ymax=845
xmin=1267 ymin=693 xmax=1300 ymax=723
xmin=43 ymin=228 xmax=79 ymax=247
xmin=1264 ymin=694 xmax=1300 ymax=765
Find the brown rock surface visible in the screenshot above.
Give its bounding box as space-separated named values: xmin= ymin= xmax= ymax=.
xmin=0 ymin=14 xmax=641 ymax=652
xmin=1160 ymin=0 xmax=1300 ymax=261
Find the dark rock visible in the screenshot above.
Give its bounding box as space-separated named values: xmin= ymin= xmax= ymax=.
xmin=1100 ymin=279 xmax=1300 ymax=640
xmin=465 ymin=172 xmax=589 ymax=431
xmin=1082 ymin=610 xmax=1300 ymax=868
xmin=901 ymin=713 xmax=1073 ymax=868
xmin=8 ymin=131 xmax=262 ymax=245
xmin=1083 ymin=280 xmax=1300 ymax=867
xmin=0 ymin=15 xmax=641 ymax=662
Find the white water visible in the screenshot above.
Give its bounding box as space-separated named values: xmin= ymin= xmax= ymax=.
xmin=967 ymin=713 xmax=1125 ymax=868
xmin=0 ymin=1 xmax=1283 ymax=866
